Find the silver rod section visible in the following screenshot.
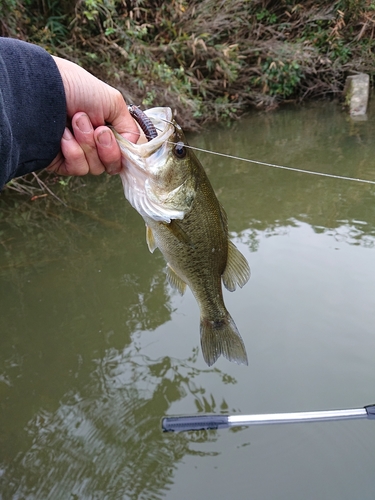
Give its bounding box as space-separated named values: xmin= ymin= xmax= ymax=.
xmin=228 ymin=408 xmax=367 ymax=427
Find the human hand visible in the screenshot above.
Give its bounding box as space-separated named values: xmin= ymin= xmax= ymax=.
xmin=47 ymin=56 xmax=140 ymax=177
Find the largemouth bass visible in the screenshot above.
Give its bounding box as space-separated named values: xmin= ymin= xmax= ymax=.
xmin=113 ymin=107 xmax=250 ymax=366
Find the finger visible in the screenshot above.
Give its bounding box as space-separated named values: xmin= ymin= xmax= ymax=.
xmin=46 ymin=151 xmax=65 ymax=175
xmin=59 ymin=127 xmax=90 ymax=176
xmin=94 ymin=126 xmax=122 ymax=175
xmin=72 ymin=113 xmax=105 ymax=175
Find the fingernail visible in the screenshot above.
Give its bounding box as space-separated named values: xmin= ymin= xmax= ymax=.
xmin=97 ymin=130 xmax=112 ymax=147
xmin=107 ymin=164 xmax=121 ymax=175
xmin=62 ymin=127 xmax=73 ymax=140
xmin=76 ymin=114 xmax=92 ymax=133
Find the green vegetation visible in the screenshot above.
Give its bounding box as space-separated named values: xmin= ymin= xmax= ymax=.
xmin=2 ymin=0 xmax=375 ymax=127
xmin=2 ymin=0 xmax=375 ymax=198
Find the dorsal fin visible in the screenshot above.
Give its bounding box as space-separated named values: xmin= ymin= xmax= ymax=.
xmin=219 ymin=203 xmax=228 ymax=233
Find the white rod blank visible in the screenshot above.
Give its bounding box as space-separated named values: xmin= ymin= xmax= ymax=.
xmin=228 ymin=408 xmax=367 ymax=427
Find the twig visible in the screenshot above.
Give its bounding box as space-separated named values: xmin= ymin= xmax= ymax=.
xmin=31 ymin=172 xmax=67 ymax=206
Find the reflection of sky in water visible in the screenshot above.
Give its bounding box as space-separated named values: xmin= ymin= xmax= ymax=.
xmin=2 ymin=346 xmax=235 ymax=499
xmin=325 ymin=222 xmax=375 ymax=247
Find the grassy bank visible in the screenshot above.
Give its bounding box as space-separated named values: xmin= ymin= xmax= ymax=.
xmin=1 ymin=0 xmax=375 ymax=198
xmin=2 ymin=0 xmax=375 ymax=129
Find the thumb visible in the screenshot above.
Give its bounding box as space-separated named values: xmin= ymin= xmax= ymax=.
xmin=106 ymin=92 xmax=140 ymax=143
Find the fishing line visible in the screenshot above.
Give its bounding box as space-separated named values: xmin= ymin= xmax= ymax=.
xmin=170 ymin=141 xmax=375 ymax=186
xmin=120 ymin=127 xmax=375 ymax=186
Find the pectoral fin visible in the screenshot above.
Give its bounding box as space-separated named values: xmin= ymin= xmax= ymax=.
xmin=146 ymin=225 xmax=157 ymax=253
xmin=222 ymin=240 xmax=250 ymax=292
xmin=165 ymin=220 xmax=194 ymax=248
xmin=166 ymin=264 xmax=187 ymax=295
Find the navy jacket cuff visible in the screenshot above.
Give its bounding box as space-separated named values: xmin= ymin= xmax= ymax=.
xmin=0 ymin=38 xmax=66 ymax=189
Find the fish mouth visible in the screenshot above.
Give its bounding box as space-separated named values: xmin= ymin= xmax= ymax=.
xmin=115 ymin=106 xmax=186 ymax=223
xmin=114 ymin=107 xmax=176 ymax=158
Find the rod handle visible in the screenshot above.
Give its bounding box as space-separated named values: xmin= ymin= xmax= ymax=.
xmin=162 ymin=415 xmax=229 ymax=432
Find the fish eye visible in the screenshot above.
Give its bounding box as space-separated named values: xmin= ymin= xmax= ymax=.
xmin=173 ymin=142 xmax=186 ymax=159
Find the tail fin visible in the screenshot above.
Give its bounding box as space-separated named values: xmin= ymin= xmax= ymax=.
xmin=200 ymin=314 xmax=248 ymax=367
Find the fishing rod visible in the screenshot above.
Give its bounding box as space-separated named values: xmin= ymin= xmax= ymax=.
xmin=162 ymin=404 xmax=375 ymax=432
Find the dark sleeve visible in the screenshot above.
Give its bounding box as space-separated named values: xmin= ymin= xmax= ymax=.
xmin=0 ymin=38 xmax=66 ymax=190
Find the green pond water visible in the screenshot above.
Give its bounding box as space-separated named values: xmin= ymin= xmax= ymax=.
xmin=1 ymin=102 xmax=375 ymax=499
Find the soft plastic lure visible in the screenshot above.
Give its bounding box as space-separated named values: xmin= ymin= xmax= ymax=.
xmin=128 ymin=104 xmax=158 ymax=141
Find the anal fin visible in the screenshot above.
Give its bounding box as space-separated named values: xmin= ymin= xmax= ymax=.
xmin=222 ymin=240 xmax=250 ymax=292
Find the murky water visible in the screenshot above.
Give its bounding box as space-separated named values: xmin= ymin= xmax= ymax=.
xmin=1 ymin=102 xmax=375 ymax=499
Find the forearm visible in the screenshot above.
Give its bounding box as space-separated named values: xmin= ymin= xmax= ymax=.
xmin=0 ymin=38 xmax=66 ymax=189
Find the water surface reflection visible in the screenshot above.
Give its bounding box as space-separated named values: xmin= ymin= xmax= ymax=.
xmin=1 ymin=102 xmax=375 ymax=499
xmin=2 ymin=347 xmax=234 ymax=499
